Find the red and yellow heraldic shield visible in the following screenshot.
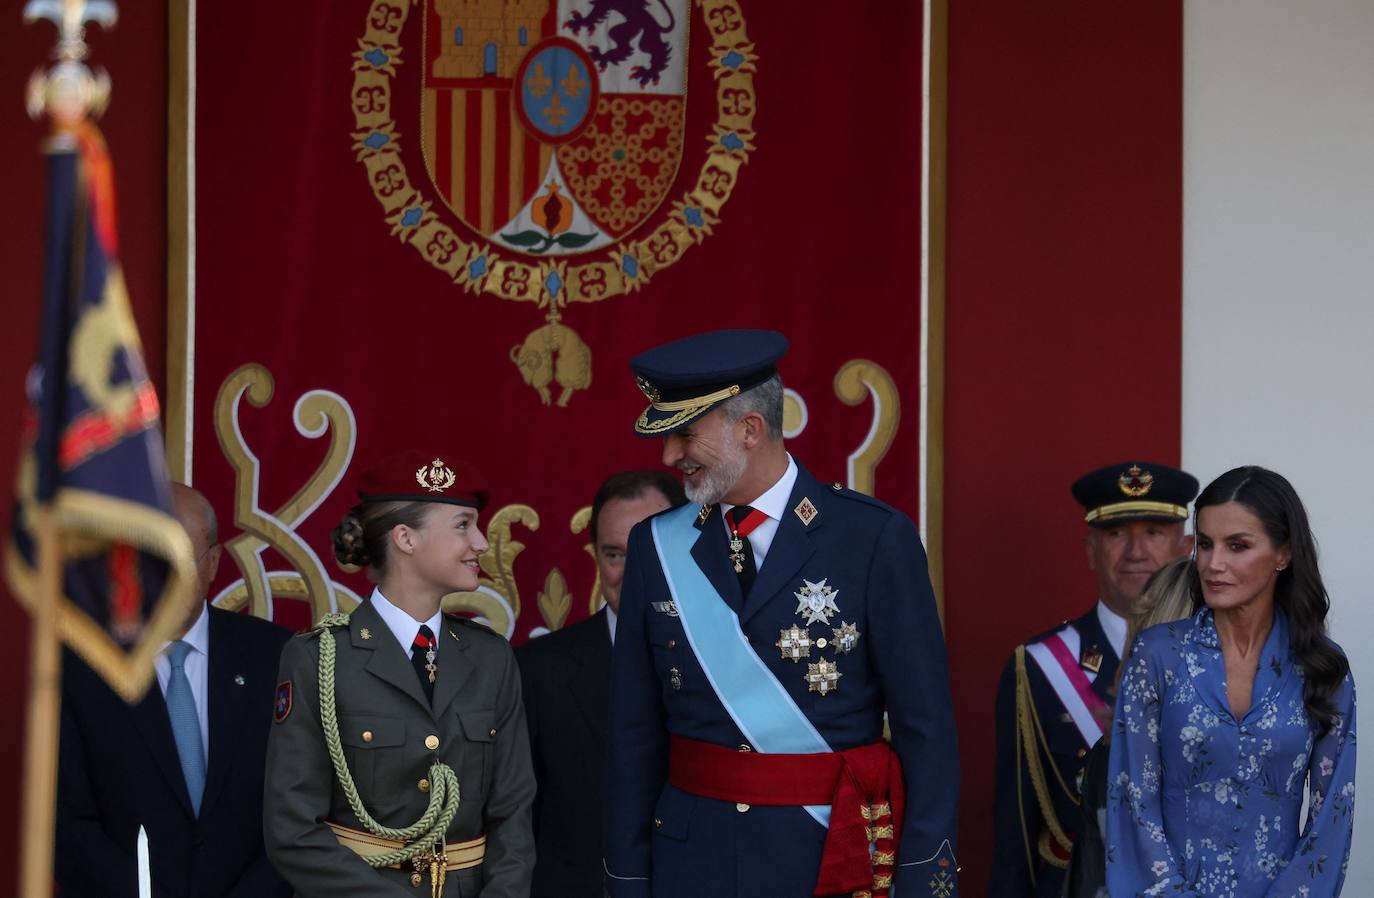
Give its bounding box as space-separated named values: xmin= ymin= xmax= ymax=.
xmin=422 ymin=0 xmax=687 ymax=250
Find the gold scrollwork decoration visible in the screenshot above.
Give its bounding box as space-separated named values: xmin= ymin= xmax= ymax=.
xmin=536 ymin=568 xmax=572 ymax=632
xmin=212 ymin=363 xmax=358 ymax=622
xmin=833 ymin=359 xmax=901 ymax=497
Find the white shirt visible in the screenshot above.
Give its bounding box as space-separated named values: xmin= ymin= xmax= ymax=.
xmin=1096 ymin=600 xmax=1128 ymax=660
xmin=371 ymin=587 xmax=444 ymax=655
xmin=720 ymin=453 xmax=799 ymax=570
xmin=155 ymin=602 xmax=210 ymax=753
xmin=606 ymin=606 xmax=618 ymax=645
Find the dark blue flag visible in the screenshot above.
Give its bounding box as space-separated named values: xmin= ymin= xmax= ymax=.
xmin=6 ymin=122 xmax=197 ymax=702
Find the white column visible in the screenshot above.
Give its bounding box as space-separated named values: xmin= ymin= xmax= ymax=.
xmin=1184 ymin=0 xmax=1374 ymax=880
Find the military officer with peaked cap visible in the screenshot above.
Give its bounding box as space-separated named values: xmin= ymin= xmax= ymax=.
xmin=603 ymin=329 xmax=960 ymax=898
xmin=989 ymin=461 xmax=1199 ymax=898
xmin=264 ymin=451 xmax=535 ymax=897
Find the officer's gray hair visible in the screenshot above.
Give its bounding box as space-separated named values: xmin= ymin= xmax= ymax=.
xmin=718 ymin=373 xmax=784 ymax=441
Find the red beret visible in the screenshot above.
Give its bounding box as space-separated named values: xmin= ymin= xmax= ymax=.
xmin=356 ymin=451 xmax=489 ymax=510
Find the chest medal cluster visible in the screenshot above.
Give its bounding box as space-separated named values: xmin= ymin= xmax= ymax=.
xmin=776 ymin=578 xmax=861 ymax=695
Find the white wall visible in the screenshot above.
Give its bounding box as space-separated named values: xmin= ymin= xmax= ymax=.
xmin=1184 ymin=0 xmax=1374 ymax=881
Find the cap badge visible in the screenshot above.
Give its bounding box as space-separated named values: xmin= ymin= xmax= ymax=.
xmin=416 ymin=458 xmax=457 ymax=493
xmin=636 ymin=375 xmax=661 ymax=403
xmin=794 ymin=578 xmax=840 ymax=626
xmin=1118 ymin=464 xmax=1154 ymax=497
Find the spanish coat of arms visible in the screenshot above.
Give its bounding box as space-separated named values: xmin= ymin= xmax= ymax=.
xmin=351 ymin=0 xmax=757 ymax=405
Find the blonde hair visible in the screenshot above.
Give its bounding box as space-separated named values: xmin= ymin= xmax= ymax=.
xmin=1106 ymin=556 xmax=1196 ymax=741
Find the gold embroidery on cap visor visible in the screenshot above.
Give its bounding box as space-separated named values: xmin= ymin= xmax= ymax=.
xmin=633 ymin=383 xmax=742 ymax=435
xmin=1083 ymin=500 xmax=1187 ymax=524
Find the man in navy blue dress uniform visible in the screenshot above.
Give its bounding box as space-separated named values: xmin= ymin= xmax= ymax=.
xmin=603 ymin=329 xmax=959 ymax=898
xmin=989 ymin=461 xmax=1198 ymax=897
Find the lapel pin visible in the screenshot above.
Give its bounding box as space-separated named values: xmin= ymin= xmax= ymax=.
xmin=233 ymin=674 xmax=245 ymax=686
xmin=697 ymin=505 xmax=713 ymax=525
xmin=360 ymin=627 xmax=372 ymax=640
xmin=793 ymin=497 xmax=818 ymax=526
xmin=1081 ymin=645 xmax=1104 ymax=675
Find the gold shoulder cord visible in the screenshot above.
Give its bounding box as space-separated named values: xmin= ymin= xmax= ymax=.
xmin=1013 ymin=646 xmax=1076 ymax=877
xmin=315 ymin=613 xmax=462 ymax=896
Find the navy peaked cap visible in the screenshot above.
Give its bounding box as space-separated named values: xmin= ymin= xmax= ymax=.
xmin=629 ymin=329 xmax=788 ymax=436
xmin=1071 ymin=461 xmax=1199 ymax=526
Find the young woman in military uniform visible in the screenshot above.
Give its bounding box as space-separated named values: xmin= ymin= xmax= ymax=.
xmin=264 ymin=451 xmax=535 ymax=897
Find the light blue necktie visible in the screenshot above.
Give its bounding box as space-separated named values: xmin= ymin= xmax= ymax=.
xmin=165 ymin=640 xmax=205 ymax=815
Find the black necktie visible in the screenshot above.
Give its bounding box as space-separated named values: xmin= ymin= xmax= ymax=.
xmin=410 ymin=624 xmax=436 ymax=704
xmin=727 ymin=505 xmax=760 ymax=597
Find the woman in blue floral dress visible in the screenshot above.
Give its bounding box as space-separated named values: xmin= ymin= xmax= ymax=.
xmin=1106 ymin=466 xmax=1356 ymax=897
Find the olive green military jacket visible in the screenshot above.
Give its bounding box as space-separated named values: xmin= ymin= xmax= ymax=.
xmin=263 ymin=599 xmax=535 ymax=897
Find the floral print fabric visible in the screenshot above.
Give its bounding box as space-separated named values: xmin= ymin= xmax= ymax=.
xmin=1106 ymin=608 xmax=1356 ymax=898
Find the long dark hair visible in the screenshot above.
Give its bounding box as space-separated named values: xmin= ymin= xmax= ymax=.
xmin=1191 ymin=466 xmax=1348 ymax=733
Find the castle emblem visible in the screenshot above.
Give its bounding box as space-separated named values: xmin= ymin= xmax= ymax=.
xmin=351 ymin=0 xmax=757 ymax=404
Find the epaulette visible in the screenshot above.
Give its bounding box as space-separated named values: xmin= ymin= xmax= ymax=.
xmin=298 ymin=612 xmax=352 ymax=638
xmin=443 ymin=612 xmax=497 ymax=636
xmin=826 ymin=481 xmax=897 ymax=513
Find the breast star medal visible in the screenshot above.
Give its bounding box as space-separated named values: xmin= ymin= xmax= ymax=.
xmin=776 ymin=624 xmax=813 ymax=661
xmin=832 ymin=621 xmax=861 ymax=654
xmin=805 ymin=658 xmax=842 ymax=695
xmin=794 ymin=578 xmax=840 ymax=626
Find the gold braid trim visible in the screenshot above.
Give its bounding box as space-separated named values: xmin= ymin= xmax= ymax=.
xmin=1014 ymin=647 xmax=1075 ymax=873
xmin=315 ymin=614 xmax=462 ymax=874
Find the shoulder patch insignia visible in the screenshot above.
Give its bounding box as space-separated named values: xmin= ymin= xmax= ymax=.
xmin=273 ymin=681 xmax=293 ymax=723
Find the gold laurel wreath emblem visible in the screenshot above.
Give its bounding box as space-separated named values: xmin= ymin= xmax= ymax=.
xmin=416 ymin=458 xmax=456 ymax=493
xmin=349 ymin=0 xmax=758 ymax=404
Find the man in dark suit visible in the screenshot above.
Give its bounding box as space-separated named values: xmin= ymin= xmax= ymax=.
xmin=57 ymin=483 xmax=293 ymax=898
xmin=517 ymin=469 xmax=685 ymax=898
xmin=989 ymin=462 xmax=1198 ymax=897
xmin=604 ymin=330 xmax=960 ymax=898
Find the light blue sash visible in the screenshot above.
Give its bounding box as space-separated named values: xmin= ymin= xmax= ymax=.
xmin=652 ymin=505 xmax=832 ymax=827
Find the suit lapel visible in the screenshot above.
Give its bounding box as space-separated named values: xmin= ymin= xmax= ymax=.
xmin=689 ymin=505 xmax=745 ymax=615
xmin=566 ymin=613 xmax=612 ymax=744
xmin=739 ymin=473 xmax=821 ymax=627
xmin=130 ymin=674 xmax=194 ymax=818
xmin=355 ymin=600 xmax=435 ymax=715
xmin=200 ymin=609 xmax=240 ymax=817
xmin=431 ymin=615 xmax=477 ymax=717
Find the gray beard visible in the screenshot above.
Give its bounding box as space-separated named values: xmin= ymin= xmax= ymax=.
xmin=683 ymin=442 xmax=748 ymax=507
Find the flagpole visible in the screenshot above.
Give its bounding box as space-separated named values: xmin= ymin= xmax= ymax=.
xmin=17 ymin=2 xmax=121 ymax=894
xmin=18 ymin=508 xmax=62 ymax=898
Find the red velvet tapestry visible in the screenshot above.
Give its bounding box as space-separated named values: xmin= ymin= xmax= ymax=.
xmin=187 ymin=0 xmax=928 ymax=638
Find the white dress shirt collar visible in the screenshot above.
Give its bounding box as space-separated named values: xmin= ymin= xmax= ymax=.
xmin=606 ymin=605 xmax=618 ymax=645
xmin=720 ymin=453 xmax=798 ymax=568
xmin=1096 ymin=600 xmax=1128 ymax=660
xmin=161 ymin=601 xmax=209 ymax=658
xmin=371 ymin=587 xmax=444 ymax=655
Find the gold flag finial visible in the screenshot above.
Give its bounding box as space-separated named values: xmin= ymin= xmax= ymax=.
xmin=23 ymin=0 xmax=118 ymax=130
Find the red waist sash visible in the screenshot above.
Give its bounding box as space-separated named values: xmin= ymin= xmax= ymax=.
xmin=668 ymin=735 xmax=905 ymax=897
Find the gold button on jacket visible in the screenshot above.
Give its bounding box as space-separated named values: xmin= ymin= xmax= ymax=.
xmin=264 ymin=600 xmax=536 ymax=897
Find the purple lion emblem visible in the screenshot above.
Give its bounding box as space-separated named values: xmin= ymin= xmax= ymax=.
xmin=564 ymin=0 xmax=677 ymax=88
